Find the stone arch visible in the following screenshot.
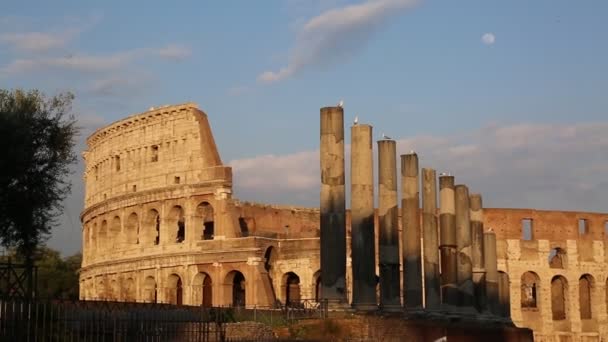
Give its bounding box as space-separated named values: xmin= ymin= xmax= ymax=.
xmin=123 ymin=278 xmax=136 ymax=302
xmin=313 ymin=270 xmax=321 ymax=302
xmin=169 ymin=206 xmax=185 ymax=243
xmin=143 ymin=276 xmax=157 ymax=303
xmin=110 ymin=279 xmax=118 ymax=300
xmin=89 ymin=222 xmax=97 ymax=255
xmin=549 ymin=247 xmax=566 ymax=269
xmin=196 ymin=202 xmax=215 ymax=240
xmin=167 ymin=273 xmax=183 ymax=305
xmin=98 ymin=220 xmax=108 ymax=252
xmin=224 ymin=270 xmax=246 ymax=307
xmin=521 ymin=271 xmax=540 ymax=308
xmin=97 ymin=278 xmax=106 ymax=300
xmin=109 ymin=216 xmax=121 ymax=248
xmin=579 ymin=274 xmax=594 ymax=319
xmin=144 ymin=209 xmax=160 ymax=245
xmin=498 ymin=271 xmax=510 ymax=317
xmin=282 ymin=272 xmax=301 ymax=307
xmin=551 ymin=275 xmax=568 ymax=320
xmin=125 ymin=212 xmax=139 ymax=245
xmin=192 ymin=272 xmax=213 ymax=307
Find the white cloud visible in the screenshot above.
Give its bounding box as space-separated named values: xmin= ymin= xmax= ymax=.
xmin=0 ymin=29 xmax=79 ymax=52
xmin=481 ymin=32 xmax=496 ymax=45
xmin=229 ymin=122 xmax=608 ymax=212
xmin=1 ymin=45 xmax=191 ymax=75
xmin=258 ymin=0 xmax=420 ymax=83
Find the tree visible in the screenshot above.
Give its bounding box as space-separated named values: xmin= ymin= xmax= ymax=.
xmin=0 ymin=246 xmax=82 ymax=300
xmin=0 ymin=89 xmax=78 ymax=298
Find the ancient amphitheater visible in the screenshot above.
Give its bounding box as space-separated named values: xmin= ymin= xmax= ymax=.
xmin=80 ymin=103 xmax=608 ymax=341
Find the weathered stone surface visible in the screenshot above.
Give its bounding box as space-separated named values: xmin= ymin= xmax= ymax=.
xmin=402 ymin=153 xmax=422 ymax=309
xmin=350 ymin=124 xmax=376 ymax=310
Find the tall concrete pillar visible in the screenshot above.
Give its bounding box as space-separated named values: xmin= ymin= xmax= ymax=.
xmin=470 ymin=194 xmax=486 ymax=312
xmin=350 ymin=124 xmax=376 ymax=310
xmin=378 ymin=139 xmax=400 ymax=311
xmin=455 ymin=185 xmax=473 ymax=307
xmin=484 ymin=230 xmax=499 ymax=315
xmin=422 ymin=168 xmax=440 ymax=310
xmin=439 ymin=175 xmax=459 ymax=306
xmin=402 ymin=153 xmax=422 ymax=309
xmin=320 ymin=106 xmax=347 ymax=304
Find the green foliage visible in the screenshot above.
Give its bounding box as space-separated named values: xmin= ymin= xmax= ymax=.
xmin=0 ymin=89 xmax=78 ymax=262
xmin=1 ymin=246 xmax=81 ymax=300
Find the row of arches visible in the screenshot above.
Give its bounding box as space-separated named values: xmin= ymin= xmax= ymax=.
xmin=520 ymin=271 xmax=601 ymax=321
xmin=84 ymin=267 xmax=318 ymax=308
xmin=84 ymin=201 xmax=215 ymax=255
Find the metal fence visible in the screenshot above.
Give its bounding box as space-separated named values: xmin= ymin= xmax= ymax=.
xmin=0 ymin=299 xmax=327 ymax=341
xmin=0 ymin=300 xmax=229 ymax=341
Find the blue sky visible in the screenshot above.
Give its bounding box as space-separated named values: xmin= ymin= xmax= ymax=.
xmin=1 ymin=0 xmax=607 ymax=255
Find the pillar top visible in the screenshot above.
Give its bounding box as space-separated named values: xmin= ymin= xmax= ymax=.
xmin=470 ymin=193 xmax=483 ymax=210
xmin=439 ymin=174 xmax=455 ymax=189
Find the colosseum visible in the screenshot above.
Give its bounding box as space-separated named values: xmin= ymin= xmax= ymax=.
xmin=80 ymin=103 xmax=608 ymax=341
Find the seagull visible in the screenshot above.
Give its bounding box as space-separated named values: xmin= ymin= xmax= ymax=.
xmin=439 ymin=172 xmax=447 ymax=176
xmin=382 ymin=133 xmax=392 ymax=140
xmin=487 ymin=227 xmax=494 ymax=232
xmin=409 ymin=149 xmax=415 ymax=154
xmin=353 ymin=116 xmax=359 ymax=125
xmin=338 ymin=100 xmax=344 ymax=108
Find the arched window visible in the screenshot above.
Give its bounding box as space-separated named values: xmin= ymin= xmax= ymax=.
xmin=521 ymin=271 xmax=540 ymax=308
xmin=314 ymin=270 xmax=322 ymax=303
xmin=167 ymin=274 xmax=183 ymax=305
xmin=283 ymin=272 xmax=301 ymax=307
xmin=99 ymin=220 xmax=108 ymax=252
xmin=123 ymin=278 xmax=135 ymax=302
xmin=224 ymin=271 xmax=246 ymax=307
xmin=125 ymin=212 xmax=139 ymax=245
xmin=579 ymin=274 xmax=593 ymax=319
xmin=551 ymin=275 xmax=568 ymax=320
xmin=109 ymin=216 xmax=121 ymax=248
xmin=169 ymin=206 xmax=185 ymax=243
xmin=192 ymin=272 xmax=213 ymax=307
xmin=144 ymin=209 xmax=160 ymax=245
xmin=144 ymin=276 xmax=157 ymax=303
xmin=196 ymin=202 xmax=214 ymax=240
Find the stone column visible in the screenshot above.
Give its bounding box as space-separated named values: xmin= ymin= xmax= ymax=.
xmin=422 ymin=168 xmax=441 ymax=310
xmin=439 ymin=175 xmax=459 ymax=307
xmin=350 ymin=124 xmax=376 ymax=310
xmin=455 ymin=185 xmax=473 ymax=307
xmin=378 ymin=139 xmax=400 ymax=311
xmin=484 ymin=230 xmax=499 ymax=315
xmin=470 ymin=194 xmax=486 ymax=312
xmin=402 ymin=153 xmax=422 ymax=309
xmin=320 ymin=106 xmax=347 ymax=304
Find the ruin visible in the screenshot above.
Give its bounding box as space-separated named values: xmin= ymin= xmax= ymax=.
xmin=80 ymin=103 xmax=607 ymax=341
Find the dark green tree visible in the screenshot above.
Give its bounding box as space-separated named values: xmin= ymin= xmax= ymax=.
xmin=0 ymin=89 xmax=78 ymax=298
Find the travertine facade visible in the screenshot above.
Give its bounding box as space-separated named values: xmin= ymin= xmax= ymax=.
xmin=81 ymin=103 xmax=608 ymax=341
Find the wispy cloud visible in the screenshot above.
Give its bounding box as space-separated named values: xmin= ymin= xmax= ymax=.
xmin=0 ymin=29 xmax=80 ymax=52
xmin=1 ymin=44 xmax=191 ymax=75
xmin=258 ymin=0 xmax=420 ymax=83
xmin=229 ymin=122 xmax=608 ymax=212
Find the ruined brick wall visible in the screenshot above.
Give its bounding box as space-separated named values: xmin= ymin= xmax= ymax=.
xmin=489 ymin=208 xmax=608 ymax=342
